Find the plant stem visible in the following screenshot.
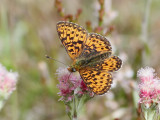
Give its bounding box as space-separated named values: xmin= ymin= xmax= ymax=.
xmin=0 ymin=100 xmax=5 ymax=111
xmin=98 ymin=0 xmax=104 ymax=26
xmin=11 ymin=92 xmax=19 ymax=120
xmin=72 ymin=96 xmax=77 ymax=120
xmin=141 ymin=0 xmax=152 ymax=43
xmin=141 ymin=0 xmax=152 ymax=65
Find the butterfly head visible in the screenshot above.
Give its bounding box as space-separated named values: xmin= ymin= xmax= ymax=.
xmin=67 ymin=67 xmax=77 ymax=72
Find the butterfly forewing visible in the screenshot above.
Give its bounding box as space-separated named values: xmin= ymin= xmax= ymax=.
xmin=56 ymin=21 xmax=88 ymax=60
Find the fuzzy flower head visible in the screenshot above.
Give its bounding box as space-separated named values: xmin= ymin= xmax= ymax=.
xmin=0 ymin=64 xmax=18 ymax=100
xmin=137 ymin=67 xmax=156 ymax=84
xmin=137 ymin=66 xmax=160 ymax=108
xmin=56 ymin=67 xmax=93 ymax=102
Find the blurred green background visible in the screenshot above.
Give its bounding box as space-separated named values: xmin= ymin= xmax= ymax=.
xmin=0 ymin=0 xmax=160 ymax=120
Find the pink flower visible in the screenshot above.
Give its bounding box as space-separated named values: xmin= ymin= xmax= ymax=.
xmin=137 ymin=66 xmax=155 ymax=84
xmin=137 ymin=67 xmax=160 ymax=107
xmin=80 ymin=80 xmax=88 ymax=91
xmin=0 ymin=64 xmax=18 ymax=99
xmin=56 ymin=67 xmax=93 ymax=102
xmin=154 ymin=80 xmax=160 ymax=99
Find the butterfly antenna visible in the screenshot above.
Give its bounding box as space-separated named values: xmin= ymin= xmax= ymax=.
xmin=68 ymin=72 xmax=72 ymax=81
xmin=45 ymin=55 xmax=67 ymax=65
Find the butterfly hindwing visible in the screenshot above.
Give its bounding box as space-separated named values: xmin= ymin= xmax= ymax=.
xmin=79 ymin=68 xmax=113 ymax=95
xmin=57 ymin=21 xmax=88 ymax=60
xmin=93 ymin=56 xmax=122 ymax=72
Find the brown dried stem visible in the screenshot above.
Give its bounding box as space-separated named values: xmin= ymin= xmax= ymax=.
xmin=98 ymin=0 xmax=104 ymax=26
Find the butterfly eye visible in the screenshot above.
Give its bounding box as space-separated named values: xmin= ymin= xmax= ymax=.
xmin=72 ymin=68 xmax=76 ymax=72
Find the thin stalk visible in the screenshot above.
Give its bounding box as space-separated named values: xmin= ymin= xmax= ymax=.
xmin=12 ymin=91 xmax=19 ymax=120
xmin=72 ymin=96 xmax=77 ymax=120
xmin=0 ymin=100 xmax=5 ymax=111
xmin=141 ymin=0 xmax=152 ymax=65
xmin=141 ymin=0 xmax=152 ymax=42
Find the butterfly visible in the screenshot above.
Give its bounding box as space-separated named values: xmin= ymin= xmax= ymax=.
xmin=56 ymin=21 xmax=122 ymax=95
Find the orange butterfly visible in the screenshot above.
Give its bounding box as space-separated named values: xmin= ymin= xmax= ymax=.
xmin=56 ymin=21 xmax=122 ymax=95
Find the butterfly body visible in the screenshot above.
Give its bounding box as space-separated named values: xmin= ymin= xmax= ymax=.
xmin=57 ymin=21 xmax=122 ymax=95
xmin=68 ymin=51 xmax=110 ymax=72
xmin=68 ymin=58 xmax=90 ymax=72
